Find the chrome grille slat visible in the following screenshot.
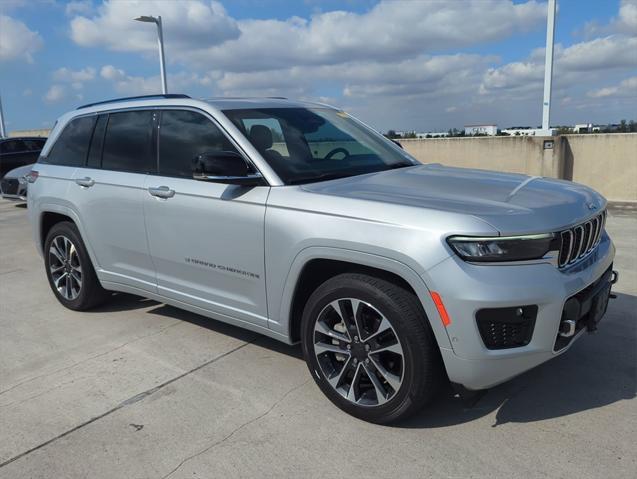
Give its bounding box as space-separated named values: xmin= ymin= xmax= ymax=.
xmin=582 ymin=221 xmax=592 ymax=257
xmin=559 ymin=230 xmax=573 ymax=266
xmin=557 ymin=210 xmax=606 ymax=268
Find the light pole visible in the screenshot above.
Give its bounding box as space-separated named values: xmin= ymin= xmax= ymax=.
xmin=0 ymin=93 xmax=6 ymax=138
xmin=541 ymin=0 xmax=556 ymax=135
xmin=134 ymin=15 xmax=167 ymax=94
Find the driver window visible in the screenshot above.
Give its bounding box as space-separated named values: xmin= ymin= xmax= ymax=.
xmin=158 ymin=110 xmax=241 ymax=178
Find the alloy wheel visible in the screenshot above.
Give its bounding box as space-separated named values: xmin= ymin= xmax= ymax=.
xmin=48 ymin=235 xmax=82 ymax=301
xmin=313 ymin=298 xmax=404 ymax=406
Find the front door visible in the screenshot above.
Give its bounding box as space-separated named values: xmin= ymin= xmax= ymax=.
xmin=143 ymin=109 xmax=269 ymax=327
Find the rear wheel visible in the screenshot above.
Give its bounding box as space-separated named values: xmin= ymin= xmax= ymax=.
xmin=301 ymin=273 xmax=442 ymax=424
xmin=44 ymin=221 xmax=109 ymax=310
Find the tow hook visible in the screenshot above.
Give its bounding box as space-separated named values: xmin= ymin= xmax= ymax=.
xmin=610 ymin=270 xmax=619 ymax=299
xmin=559 ymin=319 xmax=577 ymax=338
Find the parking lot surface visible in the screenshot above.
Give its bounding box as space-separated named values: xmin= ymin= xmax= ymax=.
xmin=0 ymin=199 xmax=635 ymax=478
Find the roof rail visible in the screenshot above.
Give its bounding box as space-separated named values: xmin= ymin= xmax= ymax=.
xmin=76 ymin=94 xmax=192 ymax=110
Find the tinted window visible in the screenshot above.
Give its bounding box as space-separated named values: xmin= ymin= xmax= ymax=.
xmin=22 ymin=139 xmax=45 ymax=151
xmin=87 ymin=115 xmax=108 ymax=169
xmin=158 ymin=110 xmax=241 ymax=178
xmin=46 ymin=116 xmax=96 ymax=166
xmin=102 ymin=110 xmax=155 ymax=173
xmin=0 ymin=140 xmax=26 ymax=154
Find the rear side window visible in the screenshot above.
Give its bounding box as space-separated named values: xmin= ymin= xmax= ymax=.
xmin=102 ymin=110 xmax=155 ymax=174
xmin=22 ymin=139 xmax=45 ymax=151
xmin=87 ymin=115 xmax=108 ymax=169
xmin=0 ymin=140 xmax=27 ymax=154
xmin=46 ymin=116 xmax=96 ymax=166
xmin=158 ymin=110 xmax=240 ymax=178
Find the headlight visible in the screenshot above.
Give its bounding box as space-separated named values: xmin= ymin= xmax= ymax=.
xmin=447 ymin=233 xmax=557 ymax=262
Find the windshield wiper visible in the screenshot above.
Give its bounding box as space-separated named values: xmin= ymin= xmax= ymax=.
xmin=287 ymin=172 xmax=355 ymax=185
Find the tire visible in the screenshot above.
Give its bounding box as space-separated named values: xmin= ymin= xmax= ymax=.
xmin=301 ymin=273 xmax=442 ymax=424
xmin=44 ymin=221 xmax=110 ymax=311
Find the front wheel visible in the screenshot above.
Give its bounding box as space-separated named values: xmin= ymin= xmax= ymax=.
xmin=301 ymin=273 xmax=442 ymax=424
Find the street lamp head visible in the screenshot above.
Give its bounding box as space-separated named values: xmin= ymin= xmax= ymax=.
xmin=134 ymin=15 xmax=158 ymax=24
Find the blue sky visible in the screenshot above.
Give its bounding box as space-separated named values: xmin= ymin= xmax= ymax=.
xmin=1 ymin=0 xmax=636 ymax=133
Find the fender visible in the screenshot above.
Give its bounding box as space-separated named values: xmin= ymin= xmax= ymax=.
xmin=35 ymin=201 xmax=102 ymax=273
xmin=272 ymin=245 xmax=453 ymax=349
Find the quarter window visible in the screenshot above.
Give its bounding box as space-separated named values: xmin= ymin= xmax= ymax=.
xmin=102 ymin=110 xmax=155 ymax=174
xmin=46 ymin=116 xmax=96 ymax=166
xmin=158 ymin=110 xmax=241 ymax=178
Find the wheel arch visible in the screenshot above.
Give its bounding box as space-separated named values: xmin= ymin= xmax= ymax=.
xmin=278 ymin=247 xmax=452 ymax=349
xmin=37 ymin=204 xmax=101 ymax=271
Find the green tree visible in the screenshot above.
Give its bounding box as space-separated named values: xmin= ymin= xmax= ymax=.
xmin=620 ymin=119 xmax=628 ymax=133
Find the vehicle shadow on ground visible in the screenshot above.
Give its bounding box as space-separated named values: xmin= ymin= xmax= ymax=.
xmin=102 ymin=291 xmax=635 ymax=427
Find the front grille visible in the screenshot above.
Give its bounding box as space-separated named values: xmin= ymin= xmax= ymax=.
xmin=476 ymin=305 xmax=538 ymax=350
xmin=557 ymin=210 xmax=606 ymax=268
xmin=0 ymin=178 xmax=19 ymax=195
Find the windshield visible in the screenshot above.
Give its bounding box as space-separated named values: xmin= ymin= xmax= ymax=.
xmin=222 ymin=107 xmax=417 ymax=184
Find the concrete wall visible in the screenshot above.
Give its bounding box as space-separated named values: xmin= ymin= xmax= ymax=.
xmin=563 ymin=134 xmax=636 ymax=203
xmin=9 ymin=129 xmax=50 ymax=138
xmin=401 ymin=133 xmax=637 ymax=202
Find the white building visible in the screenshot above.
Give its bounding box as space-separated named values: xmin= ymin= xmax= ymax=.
xmin=464 ymin=124 xmax=498 ymax=136
xmin=574 ymin=123 xmax=593 ymax=133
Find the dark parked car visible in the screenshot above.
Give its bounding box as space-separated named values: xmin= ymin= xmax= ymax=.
xmin=0 ymin=137 xmax=46 ymax=178
xmin=1 ymin=163 xmax=33 ymax=201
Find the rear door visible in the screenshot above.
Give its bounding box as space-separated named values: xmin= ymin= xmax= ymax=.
xmin=68 ymin=110 xmax=157 ymax=292
xmin=143 ymin=109 xmax=269 ymax=327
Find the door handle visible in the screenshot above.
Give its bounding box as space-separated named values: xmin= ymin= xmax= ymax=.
xmin=148 ymin=186 xmax=175 ymax=199
xmin=75 ymin=177 xmax=95 ymax=188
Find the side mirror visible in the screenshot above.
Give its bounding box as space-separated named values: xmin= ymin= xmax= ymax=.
xmin=192 ymin=151 xmax=264 ymax=186
xmin=391 ymin=139 xmax=403 ymax=149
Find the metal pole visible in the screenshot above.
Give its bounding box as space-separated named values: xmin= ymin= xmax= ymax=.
xmin=542 ymin=0 xmax=556 ymax=133
xmin=156 ymin=16 xmax=167 ymax=94
xmin=0 ymin=94 xmax=6 ymax=138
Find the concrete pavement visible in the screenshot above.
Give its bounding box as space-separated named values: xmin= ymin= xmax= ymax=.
xmin=0 ymin=199 xmax=635 ymax=478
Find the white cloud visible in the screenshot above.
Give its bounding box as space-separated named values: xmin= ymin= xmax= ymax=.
xmin=70 ymin=1 xmax=240 ymax=53
xmin=480 ymin=35 xmax=637 ymax=95
xmin=70 ymin=0 xmax=544 ymax=74
xmin=99 ymin=65 xmax=209 ymax=95
xmin=100 ymin=64 xmax=126 ymax=81
xmin=44 ymin=85 xmax=66 ymax=103
xmin=0 ymin=15 xmax=43 ymax=62
xmin=183 ymin=1 xmax=544 ymax=73
xmin=52 ymin=67 xmax=96 ymax=82
xmin=588 ymin=76 xmax=637 ymax=98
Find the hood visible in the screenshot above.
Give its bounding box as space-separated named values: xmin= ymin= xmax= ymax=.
xmin=4 ymin=163 xmax=34 ymax=179
xmin=301 ymin=164 xmax=606 ymax=234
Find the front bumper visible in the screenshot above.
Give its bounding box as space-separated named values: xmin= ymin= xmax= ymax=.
xmin=0 ymin=178 xmax=27 ymax=201
xmin=427 ymin=232 xmax=615 ymax=390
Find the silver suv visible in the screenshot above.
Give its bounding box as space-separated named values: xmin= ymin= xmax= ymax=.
xmin=28 ymin=94 xmax=617 ymax=423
